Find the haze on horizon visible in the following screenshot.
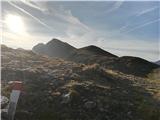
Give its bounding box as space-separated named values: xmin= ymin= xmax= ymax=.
xmin=1 ymin=0 xmax=160 ymax=61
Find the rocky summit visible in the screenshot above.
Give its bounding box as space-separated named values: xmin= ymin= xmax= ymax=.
xmin=1 ymin=44 xmax=160 ymax=120
xmin=32 ymin=39 xmax=77 ymax=59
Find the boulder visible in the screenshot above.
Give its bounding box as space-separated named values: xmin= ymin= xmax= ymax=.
xmin=84 ymin=101 xmax=96 ymax=109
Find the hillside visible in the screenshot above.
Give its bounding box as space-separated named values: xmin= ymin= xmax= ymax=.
xmin=105 ymin=56 xmax=159 ymax=77
xmin=1 ymin=45 xmax=160 ymax=120
xmin=32 ymin=39 xmax=159 ymax=77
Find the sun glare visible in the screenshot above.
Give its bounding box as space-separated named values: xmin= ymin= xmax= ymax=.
xmin=5 ymin=14 xmax=26 ymax=34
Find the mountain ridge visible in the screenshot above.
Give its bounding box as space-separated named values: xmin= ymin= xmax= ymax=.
xmin=155 ymin=60 xmax=160 ymax=65
xmin=32 ymin=38 xmax=159 ymax=77
xmin=78 ymin=45 xmax=118 ymax=57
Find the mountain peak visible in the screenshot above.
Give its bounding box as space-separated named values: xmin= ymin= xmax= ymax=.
xmin=32 ymin=39 xmax=76 ymax=58
xmin=47 ymin=38 xmax=63 ymax=45
xmin=79 ymin=45 xmax=118 ymax=57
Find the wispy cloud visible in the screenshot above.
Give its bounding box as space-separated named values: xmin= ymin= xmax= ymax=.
xmin=18 ymin=1 xmax=91 ymax=34
xmin=104 ymin=47 xmax=158 ymax=54
xmin=105 ymin=1 xmax=123 ymax=13
xmin=119 ymin=5 xmax=159 ymax=33
xmin=53 ymin=9 xmax=91 ymax=31
xmin=3 ymin=0 xmax=92 ymax=49
xmin=136 ymin=6 xmax=159 ymax=16
xmin=19 ymin=0 xmax=45 ymax=12
xmin=119 ymin=24 xmax=129 ymax=32
xmin=7 ymin=1 xmax=55 ymax=32
xmin=39 ymin=3 xmax=92 ymax=40
xmin=2 ymin=30 xmax=53 ymax=49
xmin=98 ymin=38 xmax=159 ymax=61
xmin=0 ymin=20 xmax=6 ymax=24
xmin=124 ymin=18 xmax=160 ymax=33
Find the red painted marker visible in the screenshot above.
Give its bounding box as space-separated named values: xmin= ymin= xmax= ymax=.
xmin=8 ymin=81 xmax=22 ymax=120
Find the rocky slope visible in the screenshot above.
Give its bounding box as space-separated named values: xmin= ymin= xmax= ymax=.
xmin=1 ymin=45 xmax=160 ymax=120
xmin=33 ymin=39 xmax=159 ymax=77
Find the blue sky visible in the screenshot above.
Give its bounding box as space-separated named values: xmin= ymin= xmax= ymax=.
xmin=1 ymin=1 xmax=160 ymax=61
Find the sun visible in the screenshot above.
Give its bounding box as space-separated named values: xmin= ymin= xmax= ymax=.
xmin=5 ymin=14 xmax=26 ymax=34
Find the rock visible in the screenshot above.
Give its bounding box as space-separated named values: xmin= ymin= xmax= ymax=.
xmin=105 ymin=116 xmax=111 ymax=120
xmin=70 ymin=73 xmax=80 ymax=79
xmin=1 ymin=109 xmax=8 ymax=120
xmin=51 ymin=91 xmax=61 ymax=96
xmin=61 ymin=93 xmax=70 ymax=104
xmin=15 ymin=110 xmax=32 ymax=120
xmin=1 ymin=96 xmax=9 ymax=109
xmin=84 ymin=101 xmax=96 ymax=109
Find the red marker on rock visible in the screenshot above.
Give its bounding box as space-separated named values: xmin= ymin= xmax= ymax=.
xmin=8 ymin=81 xmax=23 ymax=120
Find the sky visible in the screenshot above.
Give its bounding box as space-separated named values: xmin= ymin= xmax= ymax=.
xmin=1 ymin=0 xmax=160 ymax=61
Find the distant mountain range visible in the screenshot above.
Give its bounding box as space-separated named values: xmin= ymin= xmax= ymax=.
xmin=33 ymin=38 xmax=159 ymax=77
xmin=155 ymin=60 xmax=160 ymax=65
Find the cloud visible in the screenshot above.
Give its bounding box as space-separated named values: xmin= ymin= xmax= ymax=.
xmin=17 ymin=1 xmax=91 ymax=36
xmin=41 ymin=4 xmax=91 ymax=32
xmin=105 ymin=1 xmax=123 ymax=13
xmin=19 ymin=0 xmax=90 ymax=31
xmin=59 ymin=9 xmax=90 ymax=31
xmin=19 ymin=0 xmax=45 ymax=12
xmin=119 ymin=24 xmax=129 ymax=32
xmin=7 ymin=1 xmax=55 ymax=32
xmin=3 ymin=0 xmax=92 ymax=49
xmin=2 ymin=1 xmax=92 ymax=48
xmin=96 ymin=37 xmax=159 ymax=61
xmin=124 ymin=18 xmax=160 ymax=33
xmin=136 ymin=6 xmax=159 ymax=16
xmin=119 ymin=5 xmax=159 ymax=33
xmin=38 ymin=3 xmax=93 ymax=43
xmin=107 ymin=49 xmax=158 ymax=62
xmin=2 ymin=30 xmax=53 ymax=49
